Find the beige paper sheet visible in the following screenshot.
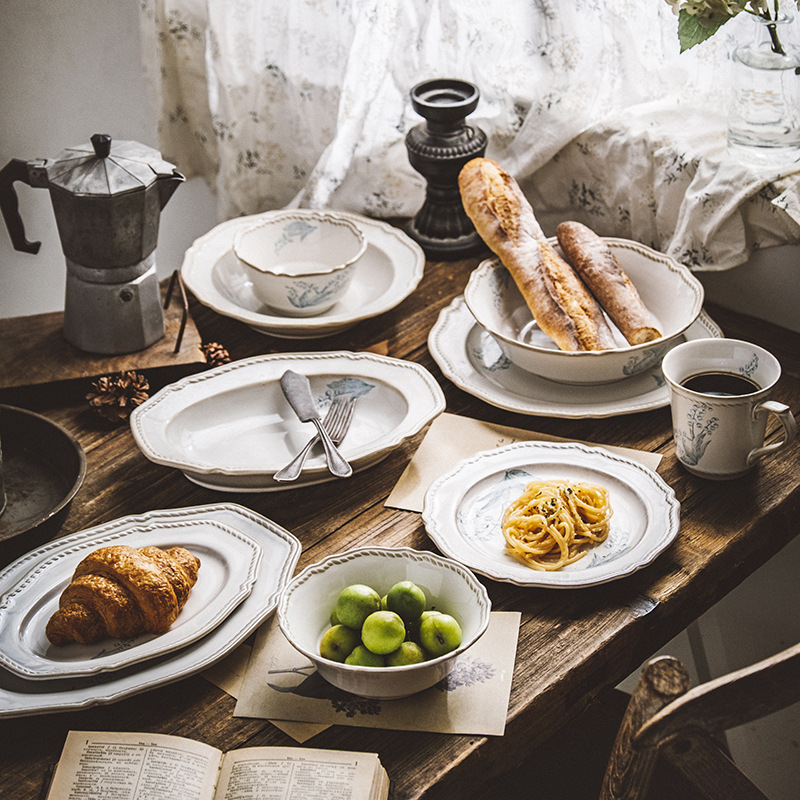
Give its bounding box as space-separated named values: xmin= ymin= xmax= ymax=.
xmin=234 ymin=612 xmax=520 ymax=737
xmin=203 ymin=642 xmax=330 ymax=743
xmin=386 ymin=412 xmax=662 ymax=513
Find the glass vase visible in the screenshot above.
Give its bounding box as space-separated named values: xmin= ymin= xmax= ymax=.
xmin=727 ymin=7 xmax=800 ymax=169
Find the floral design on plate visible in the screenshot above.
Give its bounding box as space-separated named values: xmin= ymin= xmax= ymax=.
xmin=423 ymin=441 xmax=680 ymax=588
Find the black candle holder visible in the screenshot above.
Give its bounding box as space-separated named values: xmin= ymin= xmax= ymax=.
xmin=405 ymin=79 xmax=488 ymax=260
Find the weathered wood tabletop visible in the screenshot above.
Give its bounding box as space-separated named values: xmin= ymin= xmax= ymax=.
xmin=1 ymin=250 xmax=798 ymax=800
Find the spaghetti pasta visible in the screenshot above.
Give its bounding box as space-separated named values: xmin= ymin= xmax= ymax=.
xmin=501 ymin=480 xmax=612 ymax=571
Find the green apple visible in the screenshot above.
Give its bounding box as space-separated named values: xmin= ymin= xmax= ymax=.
xmin=408 ymin=609 xmax=441 ymax=642
xmin=360 ymin=610 xmax=406 ymax=655
xmin=319 ymin=624 xmax=361 ymax=662
xmin=419 ymin=612 xmax=462 ymax=657
xmin=345 ymin=644 xmax=385 ymax=667
xmin=385 ymin=641 xmax=427 ymax=667
xmin=334 ymin=584 xmax=381 ymax=630
xmin=386 ymin=580 xmax=427 ymax=623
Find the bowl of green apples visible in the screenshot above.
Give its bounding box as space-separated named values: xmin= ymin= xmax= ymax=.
xmin=277 ymin=546 xmax=491 ymax=699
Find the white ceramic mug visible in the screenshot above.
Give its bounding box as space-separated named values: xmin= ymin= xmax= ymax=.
xmin=662 ymin=338 xmax=796 ymax=480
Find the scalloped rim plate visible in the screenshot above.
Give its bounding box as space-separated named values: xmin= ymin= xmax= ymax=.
xmin=0 ymin=517 xmax=263 ymax=680
xmin=181 ymin=211 xmax=425 ymax=338
xmin=422 ymin=441 xmax=680 ymax=588
xmin=130 ymin=351 xmax=445 ymax=492
xmin=0 ymin=504 xmax=300 ymax=718
xmin=428 ymin=296 xmax=722 ymax=419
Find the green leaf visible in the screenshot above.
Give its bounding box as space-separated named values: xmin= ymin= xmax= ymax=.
xmin=677 ymin=9 xmax=729 ymax=52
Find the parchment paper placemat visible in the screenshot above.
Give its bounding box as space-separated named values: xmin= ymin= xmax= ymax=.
xmin=203 ymin=643 xmax=329 ymax=743
xmin=234 ymin=612 xmax=520 ymax=737
xmin=386 ymin=413 xmax=662 ymax=513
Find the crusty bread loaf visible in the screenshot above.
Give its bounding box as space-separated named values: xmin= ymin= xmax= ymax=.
xmin=458 ymin=158 xmax=616 ymax=352
xmin=556 ymin=221 xmax=661 ymax=345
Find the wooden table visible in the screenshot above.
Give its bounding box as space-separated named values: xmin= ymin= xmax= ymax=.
xmin=1 ymin=250 xmax=798 ymax=800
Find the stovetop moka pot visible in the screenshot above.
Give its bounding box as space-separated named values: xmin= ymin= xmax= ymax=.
xmin=0 ymin=134 xmax=184 ymax=354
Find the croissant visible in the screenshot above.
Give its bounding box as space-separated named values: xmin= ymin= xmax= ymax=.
xmin=45 ymin=545 xmax=201 ymax=646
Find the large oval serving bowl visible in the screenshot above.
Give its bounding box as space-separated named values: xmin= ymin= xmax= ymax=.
xmin=464 ymin=238 xmax=704 ymax=385
xmin=277 ymin=546 xmax=491 ymax=699
xmin=129 ymin=352 xmax=445 ymax=491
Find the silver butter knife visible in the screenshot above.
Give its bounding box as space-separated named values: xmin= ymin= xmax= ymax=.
xmin=279 ymin=370 xmax=353 ymax=478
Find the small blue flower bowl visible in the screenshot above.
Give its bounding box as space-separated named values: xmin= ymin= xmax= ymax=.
xmin=234 ymin=210 xmax=367 ymax=316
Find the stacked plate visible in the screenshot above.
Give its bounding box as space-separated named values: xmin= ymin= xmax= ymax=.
xmin=429 ymin=238 xmax=723 ymax=419
xmin=429 ymin=297 xmax=722 ymax=419
xmin=181 ymin=210 xmax=425 ymax=339
xmin=0 ymin=504 xmax=300 ymax=718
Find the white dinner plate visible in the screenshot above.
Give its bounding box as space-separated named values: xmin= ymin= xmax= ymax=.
xmin=181 ymin=211 xmax=425 ymax=338
xmin=0 ymin=517 xmax=262 ymax=680
xmin=422 ymin=441 xmax=680 ymax=588
xmin=0 ymin=504 xmax=300 ymax=718
xmin=130 ymin=351 xmax=445 ymax=492
xmin=428 ymin=296 xmax=723 ymax=419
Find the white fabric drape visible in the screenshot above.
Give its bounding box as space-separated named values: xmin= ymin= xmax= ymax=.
xmin=139 ymin=0 xmax=800 ymax=270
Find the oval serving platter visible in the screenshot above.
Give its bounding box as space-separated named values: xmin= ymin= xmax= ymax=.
xmin=130 ymin=351 xmax=445 ymax=491
xmin=422 ymin=441 xmax=680 ymax=588
xmin=0 ymin=515 xmax=262 ymax=680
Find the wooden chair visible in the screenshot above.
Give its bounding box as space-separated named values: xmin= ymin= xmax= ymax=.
xmin=600 ymin=641 xmax=800 ymax=799
xmin=475 ymin=642 xmax=800 ymax=800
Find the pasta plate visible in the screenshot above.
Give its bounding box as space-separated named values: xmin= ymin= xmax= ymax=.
xmin=422 ymin=441 xmax=679 ymax=588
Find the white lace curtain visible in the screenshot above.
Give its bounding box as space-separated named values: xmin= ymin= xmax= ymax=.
xmin=139 ymin=0 xmax=800 ymax=269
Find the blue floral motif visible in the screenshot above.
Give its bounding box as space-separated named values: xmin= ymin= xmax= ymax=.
xmin=578 ymin=527 xmax=631 ymax=568
xmin=435 ymin=656 xmax=495 ymax=692
xmin=93 ymin=637 xmax=138 ymax=658
xmin=623 ymin=344 xmax=667 ymax=377
xmin=739 ymin=353 xmax=759 ymax=379
xmin=458 ymin=469 xmax=532 ymax=541
xmin=471 ymin=339 xmax=511 ymax=372
xmin=676 ymin=401 xmax=719 ymax=466
xmin=322 ymin=378 xmax=374 ymax=401
xmin=274 ymin=220 xmax=317 ymax=254
xmin=285 ymin=270 xmax=349 ymax=308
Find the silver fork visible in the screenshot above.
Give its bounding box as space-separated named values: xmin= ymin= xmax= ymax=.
xmin=273 ymin=396 xmax=356 ymax=482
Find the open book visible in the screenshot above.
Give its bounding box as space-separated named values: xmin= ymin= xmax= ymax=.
xmin=46 ymin=731 xmax=389 ymax=800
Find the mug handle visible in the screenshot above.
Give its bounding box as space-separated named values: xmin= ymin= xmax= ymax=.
xmin=747 ymin=400 xmax=797 ymax=465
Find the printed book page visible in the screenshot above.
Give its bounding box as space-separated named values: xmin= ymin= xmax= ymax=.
xmin=46 ymin=732 xmax=388 ymax=800
xmin=46 ymin=731 xmax=222 ymax=800
xmin=215 ymin=747 xmax=386 ymax=800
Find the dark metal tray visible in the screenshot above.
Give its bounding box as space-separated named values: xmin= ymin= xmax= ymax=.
xmin=0 ymin=405 xmax=86 ymax=543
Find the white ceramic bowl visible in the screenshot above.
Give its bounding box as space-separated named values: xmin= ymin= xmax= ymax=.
xmin=233 ymin=210 xmax=367 ymax=316
xmin=277 ymin=547 xmax=491 ymax=699
xmin=464 ymin=238 xmax=704 ymax=385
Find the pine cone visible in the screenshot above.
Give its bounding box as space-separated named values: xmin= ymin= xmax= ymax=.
xmin=86 ymin=371 xmax=150 ymax=423
xmin=200 ymin=341 xmax=231 ymax=368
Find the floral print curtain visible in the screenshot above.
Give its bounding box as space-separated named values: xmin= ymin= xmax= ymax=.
xmin=139 ymin=0 xmax=800 ymax=270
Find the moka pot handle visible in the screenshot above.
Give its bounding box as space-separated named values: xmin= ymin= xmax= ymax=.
xmin=0 ymin=159 xmax=42 ymax=254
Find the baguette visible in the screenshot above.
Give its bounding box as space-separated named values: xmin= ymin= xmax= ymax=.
xmin=458 ymin=158 xmax=616 ymax=352
xmin=556 ymin=221 xmax=661 ymax=345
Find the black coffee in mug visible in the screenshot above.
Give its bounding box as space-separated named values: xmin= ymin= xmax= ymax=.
xmin=680 ymin=371 xmax=760 ymax=397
